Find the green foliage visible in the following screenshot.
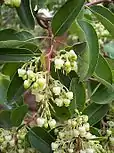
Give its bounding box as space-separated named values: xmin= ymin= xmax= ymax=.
xmin=52 ymin=0 xmax=85 ymax=36
xmin=0 ymin=0 xmax=114 ymax=152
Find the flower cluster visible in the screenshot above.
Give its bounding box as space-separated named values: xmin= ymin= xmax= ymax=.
xmin=0 ymin=128 xmax=37 ymax=153
xmin=54 ymin=50 xmax=78 ymax=73
xmin=18 ymin=59 xmax=73 ymax=129
xmin=51 ymin=113 xmax=106 ymax=153
xmin=92 ymin=22 xmax=109 ymax=46
xmin=18 ymin=68 xmax=46 ymax=90
xmin=32 ymin=78 xmax=73 ymax=128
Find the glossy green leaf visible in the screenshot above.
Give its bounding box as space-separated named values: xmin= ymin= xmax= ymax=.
xmin=0 ymin=48 xmax=36 ymax=62
xmin=2 ymin=63 xmax=21 ymax=79
xmin=52 ymin=0 xmax=85 ymax=36
xmin=16 ymin=0 xmax=35 ymax=29
xmin=0 ymin=73 xmax=10 ymax=104
xmin=83 ymin=102 xmax=109 ymax=125
xmin=104 ymin=41 xmax=114 ymax=59
xmin=50 ymin=102 xmax=71 ymax=121
xmin=28 ymin=127 xmax=53 ymax=153
xmin=78 ymin=20 xmax=99 ymax=80
xmin=95 ymin=54 xmax=112 ymax=84
xmin=90 ymin=127 xmax=101 ymax=137
xmin=65 ymin=42 xmax=86 ymax=55
xmin=11 ymin=105 xmax=28 ymax=126
xmin=7 ymin=72 xmax=24 ymax=105
xmin=69 ymin=76 xmax=86 ymax=115
xmin=0 ymin=29 xmax=33 ymax=41
xmin=0 ymin=110 xmax=12 ymax=129
xmin=91 ymin=84 xmax=114 ymax=104
xmin=90 ymin=5 xmax=114 ymax=37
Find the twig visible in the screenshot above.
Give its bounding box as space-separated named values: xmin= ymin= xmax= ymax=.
xmin=86 ymin=0 xmax=112 ymax=7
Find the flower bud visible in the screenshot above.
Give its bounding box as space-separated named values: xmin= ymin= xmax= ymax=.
xmin=9 ymin=139 xmax=15 ymax=146
xmin=68 ymin=50 xmax=77 ymax=61
xmin=48 ymin=119 xmax=56 ymax=129
xmin=80 ymin=150 xmax=86 ymax=153
xmin=33 ymin=82 xmax=39 ymax=89
xmin=36 ymin=117 xmax=45 ymax=127
xmin=38 ymin=78 xmax=46 ymax=90
xmin=24 ymin=80 xmax=31 ymax=89
xmin=54 ymin=58 xmax=64 ymax=69
xmin=73 ymin=129 xmax=79 ymax=137
xmin=107 ymin=130 xmax=112 ymax=136
xmin=78 ymin=126 xmax=86 ymax=137
xmin=83 ymin=123 xmax=90 ymax=131
xmin=27 ymin=70 xmax=35 ymax=79
xmin=55 ymin=98 xmax=63 ymax=107
xmin=18 ymin=68 xmax=26 ymax=77
xmin=85 ymin=132 xmax=92 ymax=139
xmin=68 ymin=149 xmax=73 ymax=153
xmin=4 ymin=135 xmax=12 ymax=141
xmin=110 ymin=137 xmax=114 ymax=145
xmin=18 ymin=149 xmax=25 ymax=153
xmin=66 ymin=92 xmax=73 ymax=100
xmin=82 ymin=115 xmax=88 ymax=123
xmin=64 ymin=61 xmax=71 ymax=68
xmin=86 ymin=148 xmax=94 ymax=153
xmin=63 ymin=99 xmax=71 ymax=107
xmin=59 ymin=132 xmax=64 ymax=139
xmin=51 ymin=142 xmax=58 ymax=150
xmin=53 ymin=86 xmax=61 ymax=95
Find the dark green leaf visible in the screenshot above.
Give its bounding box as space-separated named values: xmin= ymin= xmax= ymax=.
xmin=91 ymin=84 xmax=114 ymax=104
xmin=90 ymin=5 xmax=114 ymax=37
xmin=16 ymin=0 xmax=35 ymax=29
xmin=95 ymin=54 xmax=112 ymax=84
xmin=78 ymin=20 xmax=99 ymax=80
xmin=11 ymin=105 xmax=28 ymax=126
xmin=104 ymin=41 xmax=114 ymax=59
xmin=0 ymin=29 xmax=33 ymax=41
xmin=0 ymin=73 xmax=10 ymax=104
xmin=2 ymin=63 xmax=22 ymax=79
xmin=0 ymin=110 xmax=12 ymax=129
xmin=65 ymin=42 xmax=86 ymax=55
xmin=52 ymin=0 xmax=85 ymax=36
xmin=28 ymin=127 xmax=53 ymax=153
xmin=50 ymin=102 xmax=71 ymax=121
xmin=0 ymin=48 xmax=36 ymax=62
xmin=90 ymin=127 xmax=101 ymax=137
xmin=69 ymin=76 xmax=86 ymax=115
xmin=7 ymin=72 xmax=24 ymax=105
xmin=83 ymin=103 xmax=109 ymax=125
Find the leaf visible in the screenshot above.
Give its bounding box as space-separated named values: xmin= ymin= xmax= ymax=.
xmin=78 ymin=20 xmax=99 ymax=80
xmin=65 ymin=42 xmax=86 ymax=55
xmin=104 ymin=41 xmax=114 ymax=59
xmin=11 ymin=105 xmax=28 ymax=126
xmin=16 ymin=0 xmax=35 ymax=29
xmin=2 ymin=63 xmax=22 ymax=79
xmin=95 ymin=54 xmax=112 ymax=84
xmin=90 ymin=127 xmax=101 ymax=137
xmin=0 ymin=110 xmax=12 ymax=129
xmin=28 ymin=127 xmax=53 ymax=153
xmin=89 ymin=5 xmax=114 ymax=37
xmin=69 ymin=76 xmax=86 ymax=115
xmin=0 ymin=73 xmax=10 ymax=104
xmin=83 ymin=102 xmax=109 ymax=125
xmin=91 ymin=84 xmax=114 ymax=104
xmin=0 ymin=29 xmax=33 ymax=41
xmin=50 ymin=102 xmax=71 ymax=121
xmin=52 ymin=0 xmax=85 ymax=36
xmin=0 ymin=48 xmax=37 ymax=62
xmin=7 ymin=72 xmax=24 ymax=105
